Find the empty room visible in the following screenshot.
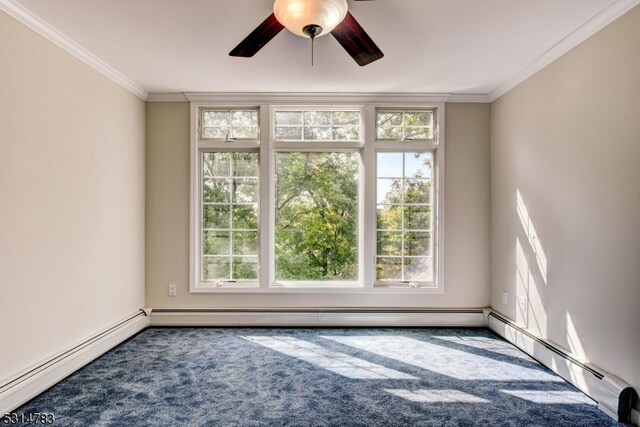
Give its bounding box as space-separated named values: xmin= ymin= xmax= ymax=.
xmin=1 ymin=0 xmax=639 ymax=425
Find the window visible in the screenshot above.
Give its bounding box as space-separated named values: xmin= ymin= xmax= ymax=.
xmin=191 ymin=100 xmax=443 ymax=293
xmin=376 ymin=152 xmax=434 ymax=285
xmin=202 ymin=110 xmax=259 ymax=139
xmin=274 ymin=109 xmax=361 ymax=141
xmin=201 ymin=152 xmax=259 ymax=284
xmin=376 ymin=110 xmax=435 ymax=141
xmin=275 ymin=152 xmax=360 ymax=284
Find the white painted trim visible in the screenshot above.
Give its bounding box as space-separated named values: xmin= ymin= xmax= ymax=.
xmin=0 ymin=311 xmax=147 ymax=414
xmin=317 ymin=311 xmax=483 ymax=327
xmin=153 ymin=93 xmax=491 ymax=104
xmin=447 ymin=94 xmax=490 ymax=103
xmin=189 ymin=102 xmax=199 ymax=294
xmin=188 ymin=287 xmax=446 ymax=294
xmin=488 ymin=309 xmax=636 ymax=423
xmin=0 ymin=0 xmax=148 ymax=100
xmin=189 ymin=98 xmax=446 ymax=292
xmin=149 ymin=309 xmax=485 ymax=327
xmin=259 ymin=104 xmax=272 ymax=290
xmin=631 ymin=408 xmax=640 ymax=426
xmin=152 ymin=311 xmax=318 ymax=327
xmin=489 ymin=0 xmax=640 ymax=101
xmin=362 ymin=105 xmax=376 ymax=289
xmin=435 ymin=103 xmax=446 ymax=294
xmin=185 ymin=92 xmax=454 ymax=104
xmin=146 ymin=93 xmax=188 ymax=102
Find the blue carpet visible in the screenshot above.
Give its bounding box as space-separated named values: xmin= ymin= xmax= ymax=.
xmin=14 ymin=328 xmax=623 ymax=426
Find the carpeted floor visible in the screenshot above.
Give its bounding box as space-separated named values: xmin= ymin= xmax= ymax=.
xmin=14 ymin=328 xmax=623 ymax=426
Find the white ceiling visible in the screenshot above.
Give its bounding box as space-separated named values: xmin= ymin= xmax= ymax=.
xmin=7 ymin=0 xmax=634 ymax=98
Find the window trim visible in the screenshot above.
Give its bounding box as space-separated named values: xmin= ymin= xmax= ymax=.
xmin=189 ymin=96 xmax=445 ymax=294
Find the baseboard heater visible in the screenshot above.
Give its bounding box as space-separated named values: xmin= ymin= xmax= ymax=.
xmin=0 ymin=310 xmax=148 ymax=414
xmin=149 ymin=307 xmax=486 ymax=328
xmin=487 ymin=310 xmax=637 ymax=424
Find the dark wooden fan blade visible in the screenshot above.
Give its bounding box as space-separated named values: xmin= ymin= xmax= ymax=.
xmin=331 ymin=12 xmax=383 ymax=66
xmin=229 ymin=13 xmax=284 ymax=57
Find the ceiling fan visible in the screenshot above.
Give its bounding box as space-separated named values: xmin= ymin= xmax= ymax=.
xmin=229 ymin=0 xmax=383 ymax=66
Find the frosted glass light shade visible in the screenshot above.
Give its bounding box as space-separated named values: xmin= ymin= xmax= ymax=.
xmin=274 ymin=0 xmax=348 ymax=38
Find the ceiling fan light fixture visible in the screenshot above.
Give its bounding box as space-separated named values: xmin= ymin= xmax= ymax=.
xmin=273 ymin=0 xmax=348 ymax=38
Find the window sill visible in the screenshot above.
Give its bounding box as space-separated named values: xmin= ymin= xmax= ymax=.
xmin=190 ymin=285 xmax=443 ymax=294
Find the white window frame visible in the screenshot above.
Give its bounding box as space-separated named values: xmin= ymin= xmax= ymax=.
xmin=200 ymin=149 xmax=260 ymax=288
xmin=271 ymin=106 xmax=365 ymax=288
xmin=375 ymin=109 xmax=436 ymax=142
xmin=374 ymin=149 xmax=437 ymax=287
xmin=273 ymin=107 xmax=363 ymax=143
xmin=200 ymin=108 xmax=260 ymax=141
xmin=189 ymin=95 xmax=445 ymax=294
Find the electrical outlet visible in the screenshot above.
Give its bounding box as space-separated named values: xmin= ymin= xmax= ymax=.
xmin=502 ymin=291 xmax=508 ymax=304
xmin=168 ymin=283 xmax=177 ymax=297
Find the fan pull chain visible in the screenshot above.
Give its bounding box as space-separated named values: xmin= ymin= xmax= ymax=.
xmin=302 ymin=24 xmax=322 ymax=67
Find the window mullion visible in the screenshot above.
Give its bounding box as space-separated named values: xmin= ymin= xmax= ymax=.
xmin=362 ymin=104 xmax=376 ymax=288
xmin=401 ymin=112 xmax=407 ymax=142
xmin=401 ymin=154 xmax=406 ymax=282
xmin=229 ymin=160 xmax=234 ymax=281
xmin=259 ymin=104 xmax=272 ymax=288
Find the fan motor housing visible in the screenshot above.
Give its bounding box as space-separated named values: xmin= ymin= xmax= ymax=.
xmin=274 ymin=0 xmax=348 ymax=38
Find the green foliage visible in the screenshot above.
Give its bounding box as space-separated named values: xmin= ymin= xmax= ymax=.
xmin=275 ymin=152 xmax=359 ymax=281
xmin=376 ymin=111 xmax=434 ymax=140
xmin=201 ymin=150 xmax=434 ymax=283
xmin=202 ymin=110 xmax=258 ymax=139
xmin=274 ymin=110 xmax=360 ymax=141
xmin=202 ymin=152 xmax=259 ymax=281
xmin=375 ymin=152 xmax=433 ymax=281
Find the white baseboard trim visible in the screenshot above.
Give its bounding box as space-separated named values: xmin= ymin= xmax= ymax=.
xmin=149 ymin=308 xmax=486 ymax=327
xmin=487 ymin=309 xmax=637 ymax=424
xmin=0 ymin=310 xmax=148 ymax=414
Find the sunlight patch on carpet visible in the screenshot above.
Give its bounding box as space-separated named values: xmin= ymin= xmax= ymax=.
xmin=432 ymin=336 xmax=533 ymax=360
xmin=243 ymin=336 xmax=418 ymax=380
xmin=322 ymin=335 xmax=563 ymax=382
xmin=501 ymin=390 xmax=596 ymax=405
xmin=385 ymin=389 xmax=490 ymax=403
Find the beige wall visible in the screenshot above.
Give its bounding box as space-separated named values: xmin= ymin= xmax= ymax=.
xmin=145 ymin=102 xmax=490 ymax=308
xmin=491 ymin=5 xmax=640 ymax=400
xmin=0 ymin=11 xmax=146 ymax=381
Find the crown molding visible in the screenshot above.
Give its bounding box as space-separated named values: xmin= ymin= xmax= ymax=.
xmin=146 ymin=93 xmax=188 ymax=102
xmin=0 ymin=0 xmax=148 ymax=100
xmin=183 ymin=92 xmax=454 ymax=104
xmin=148 ymin=92 xmax=490 ymax=104
xmin=447 ymin=94 xmax=491 ymax=103
xmin=489 ymin=0 xmax=640 ymax=102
